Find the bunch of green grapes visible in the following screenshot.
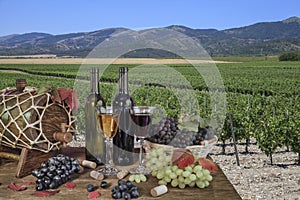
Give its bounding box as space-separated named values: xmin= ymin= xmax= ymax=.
xmin=128 ymin=174 xmax=147 ymax=183
xmin=154 ymin=164 xmax=212 ymax=189
xmin=145 ymin=148 xmax=172 ymax=172
xmin=145 ymin=148 xmax=213 ymax=189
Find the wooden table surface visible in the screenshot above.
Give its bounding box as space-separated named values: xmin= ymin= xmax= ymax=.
xmin=0 ymin=157 xmax=241 ymax=200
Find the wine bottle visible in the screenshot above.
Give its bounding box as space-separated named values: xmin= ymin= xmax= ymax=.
xmin=113 ymin=67 xmax=135 ymax=166
xmin=85 ymin=67 xmax=106 ymax=164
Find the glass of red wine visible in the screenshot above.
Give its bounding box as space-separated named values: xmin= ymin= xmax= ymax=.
xmin=129 ymin=106 xmax=161 ymax=174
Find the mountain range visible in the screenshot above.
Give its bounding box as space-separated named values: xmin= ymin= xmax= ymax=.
xmin=1 ymin=16 xmax=300 ymax=57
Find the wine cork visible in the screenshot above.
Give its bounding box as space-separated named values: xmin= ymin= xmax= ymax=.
xmin=80 ymin=160 xmax=97 ymax=169
xmin=117 ymin=170 xmax=129 ymax=179
xmin=150 ymin=185 xmax=168 ymax=197
xmin=53 ymin=132 xmax=73 ymax=143
xmin=90 ymin=170 xmax=104 ymax=180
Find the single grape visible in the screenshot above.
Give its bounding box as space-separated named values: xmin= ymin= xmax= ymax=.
xmin=202 ymin=169 xmax=210 ymax=176
xmin=178 ymin=176 xmax=185 ymax=183
xmin=86 ymin=184 xmax=95 ymax=192
xmin=184 ymin=178 xmax=192 ymax=185
xmin=193 ymin=165 xmax=203 ymax=173
xmin=100 ymin=181 xmax=109 ymax=189
xmin=152 ymin=170 xmax=158 ymax=177
xmin=175 ymin=169 xmax=183 ymax=176
xmin=189 ymin=174 xmax=197 ymax=181
xmin=196 ymin=180 xmax=205 ymax=189
xmin=135 ymin=176 xmax=141 ymax=183
xmin=169 ymin=172 xmax=177 ymax=179
xmin=171 ymin=165 xmax=178 ymax=172
xmin=204 ymin=180 xmax=210 ymax=187
xmin=163 ymin=176 xmax=171 ymax=183
xmin=140 ymin=174 xmax=147 ymax=182
xmin=156 ymin=171 xmax=165 ymax=179
xmin=158 ymin=179 xmax=167 ymax=185
xmin=205 ymin=174 xmax=213 ymax=181
xmin=185 ymin=166 xmax=193 ymax=172
xmin=182 ymin=170 xmax=191 ymax=178
xmin=165 ymin=169 xmax=172 ymax=176
xmin=196 ymin=171 xmax=203 ymax=179
xmin=189 ymin=181 xmax=196 ymax=188
xmin=129 ymin=175 xmax=135 ymax=182
xmin=171 ymin=179 xmax=179 ymax=187
xmin=178 ymin=183 xmax=186 ymax=189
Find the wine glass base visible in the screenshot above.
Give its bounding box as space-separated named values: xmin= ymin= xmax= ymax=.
xmin=129 ymin=166 xmax=151 ymax=175
xmin=98 ymin=166 xmax=119 ymax=176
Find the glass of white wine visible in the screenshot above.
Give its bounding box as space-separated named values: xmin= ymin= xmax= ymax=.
xmin=97 ymin=106 xmax=119 ymax=176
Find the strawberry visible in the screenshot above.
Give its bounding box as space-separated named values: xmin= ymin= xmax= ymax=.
xmin=198 ymin=158 xmax=218 ymax=173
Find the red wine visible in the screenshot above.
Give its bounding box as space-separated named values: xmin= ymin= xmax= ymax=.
xmin=85 ymin=67 xmax=106 ymax=164
xmin=131 ymin=113 xmax=152 ymax=138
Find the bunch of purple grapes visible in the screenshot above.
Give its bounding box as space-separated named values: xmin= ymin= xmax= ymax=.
xmin=169 ymin=128 xmax=196 ymax=148
xmin=147 ymin=117 xmax=179 ymax=145
xmin=32 ymin=154 xmax=80 ymax=191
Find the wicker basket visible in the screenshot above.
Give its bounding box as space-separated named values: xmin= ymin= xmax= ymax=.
xmin=147 ymin=135 xmax=218 ymax=158
xmin=186 ymin=136 xmax=218 ymax=158
xmin=149 ymin=142 xmax=174 ymax=155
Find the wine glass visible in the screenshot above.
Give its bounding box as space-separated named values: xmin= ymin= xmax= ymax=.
xmin=97 ymin=106 xmax=119 ymax=176
xmin=129 ymin=106 xmax=161 ymax=174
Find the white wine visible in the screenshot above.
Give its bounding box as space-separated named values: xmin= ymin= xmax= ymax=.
xmin=98 ymin=114 xmax=118 ymax=138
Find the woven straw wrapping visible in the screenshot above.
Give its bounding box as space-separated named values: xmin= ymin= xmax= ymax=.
xmin=0 ymin=87 xmax=76 ymax=153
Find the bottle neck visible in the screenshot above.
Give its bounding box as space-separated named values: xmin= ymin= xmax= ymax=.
xmin=118 ymin=67 xmax=125 ymax=94
xmin=95 ymin=68 xmax=100 ymax=95
xmin=90 ymin=67 xmax=96 ymax=94
xmin=123 ymin=67 xmax=129 ymax=94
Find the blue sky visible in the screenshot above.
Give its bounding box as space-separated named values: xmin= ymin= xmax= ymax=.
xmin=0 ymin=0 xmax=299 ymax=36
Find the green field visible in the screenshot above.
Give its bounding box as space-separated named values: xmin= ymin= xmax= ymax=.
xmin=0 ymin=59 xmax=300 ymax=163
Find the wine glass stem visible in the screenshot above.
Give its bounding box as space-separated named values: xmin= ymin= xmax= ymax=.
xmin=105 ymin=137 xmax=113 ymax=167
xmin=139 ymin=138 xmax=145 ymax=167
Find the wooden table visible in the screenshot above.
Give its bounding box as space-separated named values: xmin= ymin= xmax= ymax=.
xmin=0 ymin=156 xmax=241 ymax=200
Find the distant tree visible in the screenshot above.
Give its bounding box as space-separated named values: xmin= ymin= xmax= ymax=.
xmin=279 ymin=52 xmax=300 ymax=61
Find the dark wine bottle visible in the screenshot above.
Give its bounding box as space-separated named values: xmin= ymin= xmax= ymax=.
xmin=85 ymin=67 xmax=106 ymax=164
xmin=113 ymin=67 xmax=135 ymax=166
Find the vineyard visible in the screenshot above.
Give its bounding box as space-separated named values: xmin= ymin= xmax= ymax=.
xmin=0 ymin=59 xmax=299 ymax=165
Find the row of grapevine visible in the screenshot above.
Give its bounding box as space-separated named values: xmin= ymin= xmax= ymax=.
xmin=220 ymin=93 xmax=300 ymax=164
xmin=1 ymin=61 xmax=300 ymax=97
